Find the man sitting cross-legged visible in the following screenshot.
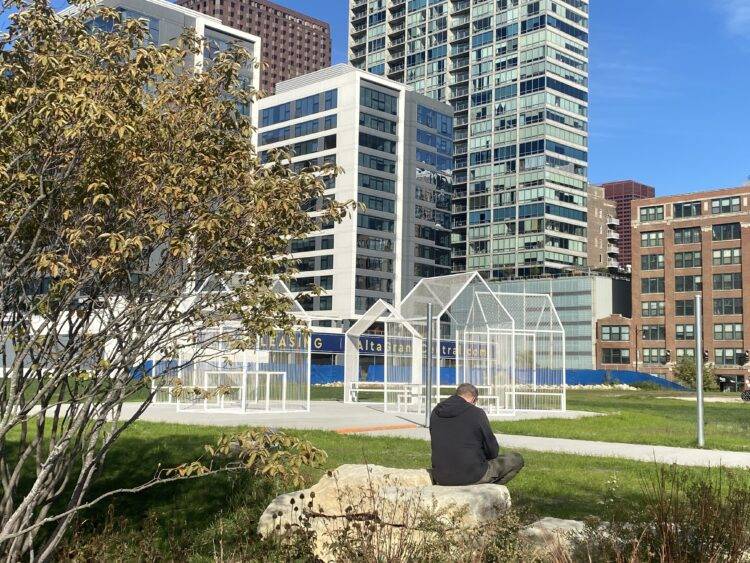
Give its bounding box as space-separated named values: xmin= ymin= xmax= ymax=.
xmin=429 ymin=383 xmax=524 ymax=486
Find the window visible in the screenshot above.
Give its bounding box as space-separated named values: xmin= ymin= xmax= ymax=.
xmin=676 ymin=348 xmax=695 ymax=360
xmin=601 ymin=348 xmax=630 ymax=364
xmin=640 ymin=254 xmax=664 ymax=270
xmin=711 ymin=196 xmax=740 ymax=214
xmin=355 ymin=254 xmax=393 ymax=272
xmin=601 ymin=326 xmax=630 ymax=341
xmin=713 ymin=272 xmax=742 ymax=291
xmin=319 ymin=255 xmax=333 ymax=269
xmin=674 ymin=227 xmax=701 ymax=244
xmin=261 ymin=102 xmax=291 ymax=127
xmin=641 ymin=301 xmax=665 ymax=317
xmin=357 ymin=234 xmax=393 ymax=252
xmin=290 ymin=238 xmax=316 ymax=253
xmin=355 ymin=275 xmax=393 ymax=293
xmin=712 ymin=248 xmax=741 ymax=265
xmin=675 ymin=324 xmax=694 ymax=341
xmin=674 ymin=251 xmax=701 ymax=268
xmin=358 ymin=193 xmax=395 ymax=214
xmin=640 ymin=231 xmax=663 ymax=247
xmin=641 ymin=325 xmax=666 ymax=341
xmin=358 ymin=152 xmax=396 ymax=173
xmin=642 ymin=348 xmax=666 ymax=365
xmin=359 ymin=113 xmax=397 ymax=134
xmin=359 ymin=173 xmax=395 ymax=194
xmin=318 ymin=296 xmax=333 ymax=310
xmin=714 ymin=323 xmax=744 ymax=341
xmin=673 ymin=201 xmax=701 ymax=218
xmin=715 ymin=348 xmax=744 ymax=366
xmin=359 ymin=132 xmax=396 ymax=154
xmin=712 ymin=223 xmax=741 ymax=241
xmin=360 ymin=85 xmax=398 ymax=115
xmin=713 ymin=298 xmax=743 ymax=315
xmin=641 ymin=277 xmax=665 ymax=293
xmin=675 ymin=299 xmax=695 ymax=317
xmin=324 ymin=89 xmax=338 ymax=110
xmin=357 ymin=214 xmax=394 ymax=232
xmin=295 ymin=94 xmax=320 ymax=118
xmin=675 ymin=275 xmax=702 ymax=292
xmin=639 ymin=205 xmax=664 ymax=222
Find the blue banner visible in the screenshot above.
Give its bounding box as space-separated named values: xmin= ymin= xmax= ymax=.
xmin=310 ymin=332 xmax=457 ymax=358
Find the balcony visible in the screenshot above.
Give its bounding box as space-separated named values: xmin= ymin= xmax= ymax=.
xmin=607 ymin=216 xmax=620 ymax=227
xmin=607 ymin=230 xmax=620 ymax=241
xmin=607 ymin=259 xmax=619 ymax=269
xmin=451 ymin=0 xmax=470 ymax=14
xmin=607 ymin=245 xmax=619 ymax=255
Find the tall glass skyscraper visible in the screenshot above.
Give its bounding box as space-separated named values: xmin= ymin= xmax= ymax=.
xmin=349 ymin=0 xmax=589 ymax=279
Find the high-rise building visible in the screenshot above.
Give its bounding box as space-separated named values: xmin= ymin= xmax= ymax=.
xmin=601 ymin=180 xmax=655 ymax=268
xmin=64 ymin=0 xmax=261 ymax=119
xmin=349 ymin=0 xmax=590 ymax=279
xmin=586 ymin=185 xmax=619 ymax=270
xmin=177 ymin=0 xmax=331 ymax=94
xmin=596 ymin=185 xmax=750 ymax=392
xmin=257 ymin=65 xmax=453 ymax=326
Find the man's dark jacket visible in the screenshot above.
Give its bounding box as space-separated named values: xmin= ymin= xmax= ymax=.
xmin=429 ymin=394 xmax=499 ymax=486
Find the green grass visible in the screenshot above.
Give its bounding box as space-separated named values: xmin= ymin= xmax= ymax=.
xmin=13 ymin=419 xmax=744 ymax=558
xmin=310 ymin=384 xmax=382 ymax=402
xmin=492 ymin=389 xmax=750 ymax=452
xmin=86 ymin=420 xmax=749 ymax=528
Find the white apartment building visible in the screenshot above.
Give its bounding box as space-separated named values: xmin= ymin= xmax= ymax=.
xmin=257 ymin=65 xmax=454 ymax=327
xmin=63 ymin=0 xmax=260 ymax=124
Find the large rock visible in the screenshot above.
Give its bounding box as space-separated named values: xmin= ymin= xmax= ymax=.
xmin=521 ymin=517 xmax=586 ymax=558
xmin=258 ymin=464 xmax=512 ymax=561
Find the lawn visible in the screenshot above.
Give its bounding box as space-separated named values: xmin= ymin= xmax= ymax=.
xmin=311 ymin=386 xmax=750 ymax=452
xmin=64 ymin=422 xmax=750 ymax=559
xmin=492 ymin=389 xmax=750 ymax=452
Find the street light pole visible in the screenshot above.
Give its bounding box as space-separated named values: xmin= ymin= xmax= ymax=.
xmin=694 ymin=294 xmax=705 ymax=447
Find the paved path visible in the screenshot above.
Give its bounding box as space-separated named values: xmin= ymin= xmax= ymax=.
xmin=121 ymin=401 xmax=750 ymax=470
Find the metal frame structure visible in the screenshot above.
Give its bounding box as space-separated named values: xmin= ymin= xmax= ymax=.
xmin=153 ymin=280 xmax=312 ymax=413
xmin=345 ymin=272 xmax=566 ymax=416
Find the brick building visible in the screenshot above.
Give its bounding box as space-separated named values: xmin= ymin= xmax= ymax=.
xmin=601 ymin=180 xmax=655 ymax=269
xmin=177 ymin=0 xmax=331 ymax=94
xmin=587 ymin=185 xmax=620 ymax=271
xmin=597 ymin=185 xmax=750 ymax=391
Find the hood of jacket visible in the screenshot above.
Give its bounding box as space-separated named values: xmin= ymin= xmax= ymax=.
xmin=432 ymin=394 xmax=473 ymax=418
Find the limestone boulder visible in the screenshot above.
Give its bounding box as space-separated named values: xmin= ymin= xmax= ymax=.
xmin=258 ymin=464 xmax=512 ymax=561
xmin=521 ymin=517 xmax=586 ymax=557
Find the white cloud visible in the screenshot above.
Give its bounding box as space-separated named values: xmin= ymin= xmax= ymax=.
xmin=717 ymin=0 xmax=750 ymax=36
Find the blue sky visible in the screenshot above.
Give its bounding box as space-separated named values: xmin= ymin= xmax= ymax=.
xmin=4 ymin=0 xmax=749 ymax=196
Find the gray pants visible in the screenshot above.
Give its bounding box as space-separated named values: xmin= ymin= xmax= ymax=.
xmin=475 ymin=452 xmax=525 ymax=485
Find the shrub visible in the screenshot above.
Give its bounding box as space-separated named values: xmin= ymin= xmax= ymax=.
xmin=672 ymin=356 xmax=719 ymax=391
xmin=570 ymin=465 xmax=750 ymax=562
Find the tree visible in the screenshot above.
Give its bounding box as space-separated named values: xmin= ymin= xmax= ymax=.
xmin=672 ymin=356 xmax=718 ymax=391
xmin=0 ymin=0 xmax=350 ymax=558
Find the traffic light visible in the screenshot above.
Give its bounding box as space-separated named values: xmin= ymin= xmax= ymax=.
xmin=661 ymin=350 xmax=671 ymax=365
xmin=739 ymin=350 xmax=750 ymax=366
xmin=702 ymin=349 xmax=709 ymax=363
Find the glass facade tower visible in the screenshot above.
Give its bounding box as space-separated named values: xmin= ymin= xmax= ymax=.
xmin=350 ymin=0 xmax=589 ymax=278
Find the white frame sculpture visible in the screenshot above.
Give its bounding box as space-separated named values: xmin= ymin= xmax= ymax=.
xmin=345 ymin=272 xmax=566 ymax=415
xmin=153 ymin=280 xmax=312 ymax=414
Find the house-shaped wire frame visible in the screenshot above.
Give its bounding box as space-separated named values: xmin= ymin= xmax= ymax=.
xmin=490 ymin=292 xmax=566 ymax=411
xmin=345 ymin=272 xmax=566 ymax=416
xmin=153 ymin=280 xmax=311 ymax=413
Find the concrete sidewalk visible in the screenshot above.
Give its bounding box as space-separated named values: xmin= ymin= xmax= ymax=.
xmin=121 ymin=401 xmax=750 ymax=470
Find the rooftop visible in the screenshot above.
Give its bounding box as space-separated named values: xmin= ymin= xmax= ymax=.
xmin=275 ymin=63 xmax=413 ymax=95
